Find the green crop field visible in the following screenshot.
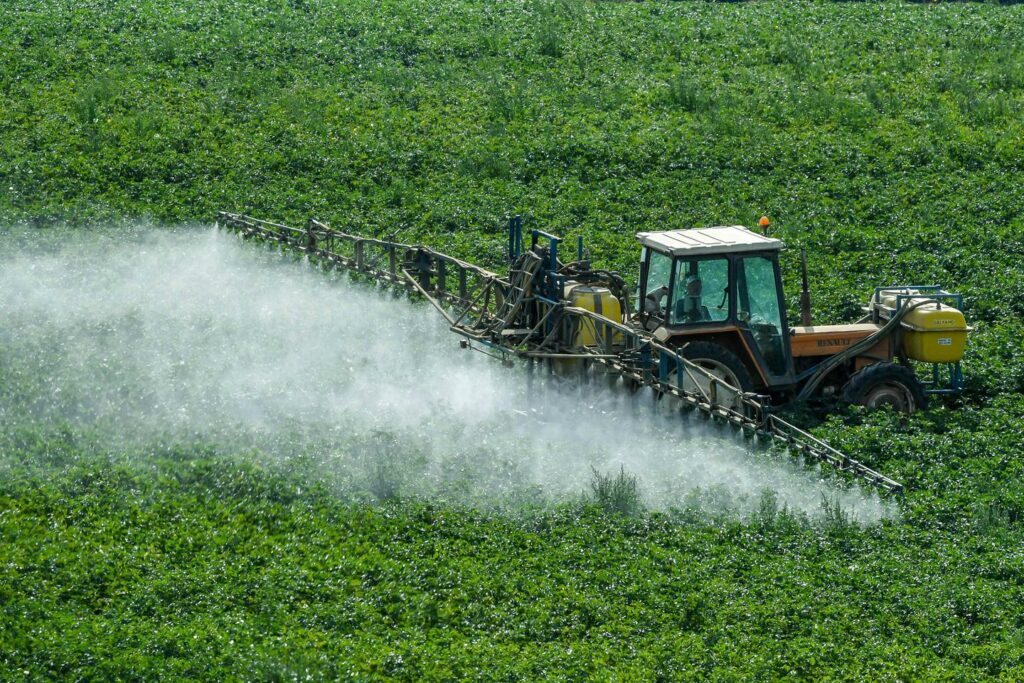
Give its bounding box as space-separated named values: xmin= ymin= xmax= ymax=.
xmin=4 ymin=0 xmax=1024 ymax=679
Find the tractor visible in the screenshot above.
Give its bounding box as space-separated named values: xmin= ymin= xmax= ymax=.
xmin=623 ymin=221 xmax=968 ymax=414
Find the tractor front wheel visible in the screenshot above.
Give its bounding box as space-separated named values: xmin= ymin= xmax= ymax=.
xmin=679 ymin=341 xmax=755 ymax=393
xmin=662 ymin=341 xmax=755 ymax=412
xmin=842 ymin=362 xmax=927 ymax=415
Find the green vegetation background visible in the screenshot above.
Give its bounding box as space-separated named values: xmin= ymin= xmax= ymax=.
xmin=3 ymin=0 xmax=1024 ymax=679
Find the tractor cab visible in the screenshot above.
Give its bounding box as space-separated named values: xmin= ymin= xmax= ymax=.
xmin=635 ymin=226 xmax=795 ymax=392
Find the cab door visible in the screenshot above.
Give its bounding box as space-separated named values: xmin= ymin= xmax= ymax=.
xmin=735 ymin=253 xmax=795 ymax=384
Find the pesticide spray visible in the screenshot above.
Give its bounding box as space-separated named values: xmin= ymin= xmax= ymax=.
xmin=0 ymin=225 xmax=894 ymax=521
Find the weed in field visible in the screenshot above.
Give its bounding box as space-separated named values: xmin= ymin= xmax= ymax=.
xmin=537 ymin=23 xmax=563 ymax=59
xmin=663 ymin=74 xmax=714 ymax=114
xmin=72 ymin=77 xmax=117 ymax=127
xmin=590 ymin=465 xmax=642 ymax=516
xmin=363 ymin=430 xmax=406 ymax=501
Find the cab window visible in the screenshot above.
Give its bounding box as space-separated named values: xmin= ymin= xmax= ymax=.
xmin=669 ymin=257 xmax=729 ymax=325
xmin=643 ymin=249 xmax=673 ymax=319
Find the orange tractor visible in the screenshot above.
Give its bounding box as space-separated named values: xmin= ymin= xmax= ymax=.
xmin=630 ymin=221 xmax=968 ymax=414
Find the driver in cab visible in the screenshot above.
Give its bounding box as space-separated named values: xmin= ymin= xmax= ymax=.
xmin=644 ymin=274 xmax=710 ymax=323
xmin=676 ymin=274 xmax=709 ymax=323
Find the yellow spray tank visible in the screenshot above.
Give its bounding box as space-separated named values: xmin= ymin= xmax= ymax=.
xmin=873 ymin=289 xmax=969 ymax=363
xmin=563 ymin=282 xmax=624 ymax=348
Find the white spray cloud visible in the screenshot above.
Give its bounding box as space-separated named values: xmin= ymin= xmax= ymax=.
xmin=0 ymin=225 xmax=895 ymax=521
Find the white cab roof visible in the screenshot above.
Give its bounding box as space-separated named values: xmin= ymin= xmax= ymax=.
xmin=636 ymin=226 xmax=783 ymax=257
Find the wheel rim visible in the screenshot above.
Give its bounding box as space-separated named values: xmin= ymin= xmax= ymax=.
xmin=862 ymin=382 xmax=915 ymax=413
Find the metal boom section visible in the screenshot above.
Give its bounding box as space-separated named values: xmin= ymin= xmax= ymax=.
xmin=217 ymin=212 xmax=903 ymax=494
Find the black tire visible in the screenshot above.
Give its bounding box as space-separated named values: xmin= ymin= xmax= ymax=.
xmin=842 ymin=362 xmax=927 ymax=414
xmin=675 ymin=341 xmax=756 ymax=393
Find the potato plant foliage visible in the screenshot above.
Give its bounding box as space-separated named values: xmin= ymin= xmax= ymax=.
xmin=3 ymin=0 xmax=1024 ymax=680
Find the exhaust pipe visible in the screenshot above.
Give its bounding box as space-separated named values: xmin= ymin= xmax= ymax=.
xmin=800 ymin=248 xmax=812 ymax=327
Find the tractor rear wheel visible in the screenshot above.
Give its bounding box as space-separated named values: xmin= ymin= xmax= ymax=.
xmin=842 ymin=362 xmax=927 ymax=414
